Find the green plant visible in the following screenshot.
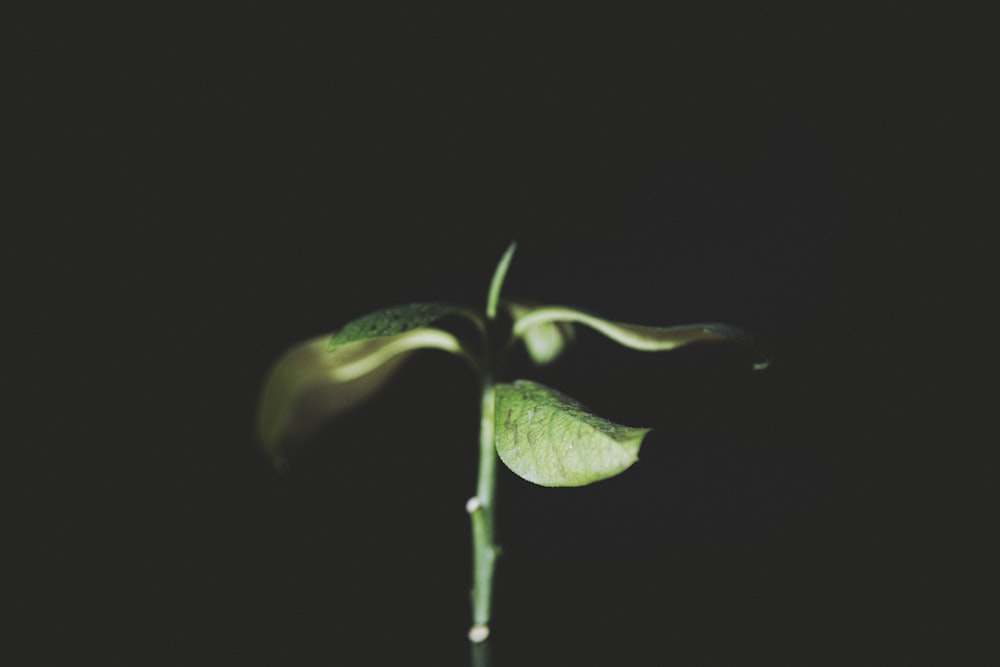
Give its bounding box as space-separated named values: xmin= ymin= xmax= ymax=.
xmin=255 ymin=242 xmax=770 ymax=643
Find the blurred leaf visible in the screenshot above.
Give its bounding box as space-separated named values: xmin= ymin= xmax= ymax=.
xmin=510 ymin=304 xmax=771 ymax=370
xmin=494 ymin=380 xmax=650 ymax=487
xmin=505 ymin=299 xmax=575 ymax=366
xmin=329 ymin=303 xmax=472 ymax=349
xmin=258 ymin=328 xmax=471 ymax=463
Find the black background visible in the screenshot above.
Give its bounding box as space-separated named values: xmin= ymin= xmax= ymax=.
xmin=13 ymin=5 xmax=979 ymax=665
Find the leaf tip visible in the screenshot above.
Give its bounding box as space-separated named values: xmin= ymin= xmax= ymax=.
xmin=487 ymin=242 xmax=518 ymax=320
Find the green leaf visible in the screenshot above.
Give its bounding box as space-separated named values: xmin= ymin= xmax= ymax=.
xmin=258 ymin=328 xmax=472 ymax=464
xmin=329 ymin=303 xmax=468 ymax=349
xmin=494 ymin=380 xmax=650 ymax=487
xmin=486 ymin=241 xmax=517 ymax=320
xmin=510 ymin=304 xmax=771 ymax=370
xmin=504 ymin=299 xmax=575 ymax=365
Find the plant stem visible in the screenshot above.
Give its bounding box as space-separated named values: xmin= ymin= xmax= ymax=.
xmin=467 ymin=375 xmax=498 ymax=642
xmin=467 ymin=241 xmax=515 ymax=642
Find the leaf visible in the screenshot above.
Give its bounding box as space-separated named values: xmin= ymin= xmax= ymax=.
xmin=510 ymin=304 xmax=771 ymax=370
xmin=257 ymin=328 xmax=471 ymax=463
xmin=329 ymin=303 xmax=470 ymax=349
xmin=504 ymin=299 xmax=575 ymax=366
xmin=486 ymin=241 xmax=517 ymax=319
xmin=494 ymin=380 xmax=650 ymax=487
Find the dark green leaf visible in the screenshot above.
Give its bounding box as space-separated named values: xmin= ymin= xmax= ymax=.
xmin=329 ymin=303 xmax=466 ymax=349
xmin=494 ymin=380 xmax=650 ymax=487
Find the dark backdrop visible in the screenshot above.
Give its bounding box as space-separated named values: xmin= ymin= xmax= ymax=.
xmin=15 ymin=5 xmax=974 ymax=665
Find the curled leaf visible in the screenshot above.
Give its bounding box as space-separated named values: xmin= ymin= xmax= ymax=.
xmin=505 ymin=299 xmax=575 ymax=365
xmin=494 ymin=380 xmax=650 ymax=487
xmin=510 ymin=304 xmax=771 ymax=370
xmin=257 ymin=328 xmax=472 ymax=463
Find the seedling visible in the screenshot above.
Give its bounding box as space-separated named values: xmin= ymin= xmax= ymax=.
xmin=256 ymin=242 xmax=770 ymax=643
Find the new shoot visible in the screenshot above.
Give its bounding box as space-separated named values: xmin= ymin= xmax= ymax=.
xmin=255 ymin=242 xmax=770 ymax=642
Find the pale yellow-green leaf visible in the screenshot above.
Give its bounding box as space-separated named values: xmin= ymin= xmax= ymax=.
xmin=494 ymin=380 xmax=650 ymax=487
xmin=510 ymin=304 xmax=771 ymax=369
xmin=256 ymin=328 xmax=471 ymax=462
xmin=504 ymin=299 xmax=575 ymax=365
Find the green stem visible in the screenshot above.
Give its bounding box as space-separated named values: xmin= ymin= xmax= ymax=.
xmin=467 ymin=240 xmax=515 ymax=643
xmin=467 ymin=376 xmax=498 ymax=642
